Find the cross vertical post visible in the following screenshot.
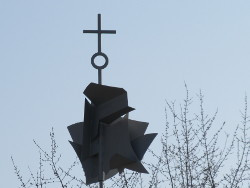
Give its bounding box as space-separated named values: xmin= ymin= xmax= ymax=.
xmin=98 ymin=14 xmax=101 ymax=53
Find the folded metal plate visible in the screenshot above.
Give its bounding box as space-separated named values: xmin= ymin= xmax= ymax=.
xmin=84 ymin=83 xmax=127 ymax=106
xmin=103 ymin=120 xmax=139 ymax=172
xmin=125 ymin=161 xmax=148 ymax=173
xmin=69 ymin=141 xmax=82 ymax=161
xmin=68 ymin=122 xmax=91 ymax=160
xmin=86 ymin=168 xmax=118 ymax=185
xmin=131 ymin=133 xmax=157 ymax=160
xmin=68 ymin=122 xmax=83 ymax=145
xmin=109 ymin=154 xmax=135 ymax=170
xmin=127 ymin=118 xmax=149 ymax=141
xmin=83 ymin=83 xmax=134 ymax=139
xmin=101 ymin=107 xmax=134 ymax=124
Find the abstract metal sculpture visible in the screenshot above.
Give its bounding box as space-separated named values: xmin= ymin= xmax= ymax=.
xmin=68 ymin=14 xmax=157 ymax=187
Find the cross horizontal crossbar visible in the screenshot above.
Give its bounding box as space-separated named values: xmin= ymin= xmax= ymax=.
xmin=83 ymin=30 xmax=116 ymax=34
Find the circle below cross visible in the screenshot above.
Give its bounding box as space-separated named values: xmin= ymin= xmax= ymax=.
xmin=91 ymin=52 xmax=109 ymax=70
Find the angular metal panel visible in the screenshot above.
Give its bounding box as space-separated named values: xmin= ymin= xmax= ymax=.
xmin=67 ymin=122 xmax=83 ymax=145
xmin=101 ymin=107 xmax=134 ymax=124
xmin=131 ymin=133 xmax=158 ymax=160
xmin=103 ymin=119 xmax=139 ymax=172
xmin=69 ymin=141 xmax=82 ymax=161
xmin=109 ymin=154 xmax=135 ymax=170
xmin=84 ymin=83 xmax=127 ymax=106
xmin=82 ymin=155 xmax=99 ymax=185
xmin=125 ymin=162 xmax=148 ymax=173
xmin=128 ymin=119 xmax=148 ymax=141
xmin=83 ymin=98 xmax=97 ymax=139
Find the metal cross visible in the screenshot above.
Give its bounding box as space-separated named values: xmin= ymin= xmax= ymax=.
xmin=83 ymin=14 xmax=116 ymax=53
xmin=83 ymin=14 xmax=116 ymax=85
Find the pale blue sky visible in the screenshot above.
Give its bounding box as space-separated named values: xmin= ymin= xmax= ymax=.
xmin=1 ymin=0 xmax=250 ymax=187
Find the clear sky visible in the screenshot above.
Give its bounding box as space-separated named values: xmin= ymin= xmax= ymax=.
xmin=1 ymin=0 xmax=250 ymax=187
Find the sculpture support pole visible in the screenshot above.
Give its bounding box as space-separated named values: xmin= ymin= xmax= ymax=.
xmin=98 ymin=123 xmax=104 ymax=188
xmin=98 ymin=69 xmax=102 ymax=85
xmin=99 ymin=181 xmax=103 ymax=188
xmin=83 ymin=14 xmax=116 ymax=188
xmin=97 ymin=14 xmax=103 ymax=188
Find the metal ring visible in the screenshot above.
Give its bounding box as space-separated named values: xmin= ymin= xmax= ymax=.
xmin=91 ymin=52 xmax=109 ymax=70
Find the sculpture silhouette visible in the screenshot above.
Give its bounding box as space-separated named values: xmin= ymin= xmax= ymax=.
xmin=68 ymin=83 xmax=157 ymax=185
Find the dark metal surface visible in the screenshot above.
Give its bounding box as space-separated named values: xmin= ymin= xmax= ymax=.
xmin=83 ymin=14 xmax=116 ymax=84
xmin=84 ymin=83 xmax=134 ymax=139
xmin=68 ymin=83 xmax=157 ymax=185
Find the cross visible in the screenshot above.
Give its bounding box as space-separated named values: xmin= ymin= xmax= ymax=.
xmin=83 ymin=14 xmax=116 ymax=85
xmin=83 ymin=14 xmax=116 ymax=53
